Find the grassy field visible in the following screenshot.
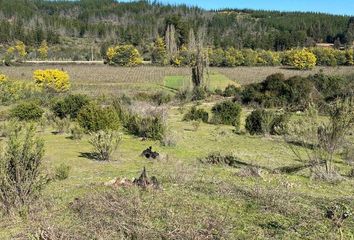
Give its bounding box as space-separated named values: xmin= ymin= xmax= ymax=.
xmin=0 ymin=65 xmax=353 ymax=239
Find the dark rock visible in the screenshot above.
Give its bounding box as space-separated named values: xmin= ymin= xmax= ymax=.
xmin=141 ymin=146 xmax=160 ymax=159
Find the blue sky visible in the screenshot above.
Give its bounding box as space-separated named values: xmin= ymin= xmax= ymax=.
xmin=121 ymin=0 xmax=354 ymax=16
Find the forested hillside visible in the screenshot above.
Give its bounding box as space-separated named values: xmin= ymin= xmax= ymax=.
xmin=0 ymin=0 xmax=353 ymax=52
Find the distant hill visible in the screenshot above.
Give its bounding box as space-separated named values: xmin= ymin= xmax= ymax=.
xmin=0 ymin=0 xmax=353 ymax=51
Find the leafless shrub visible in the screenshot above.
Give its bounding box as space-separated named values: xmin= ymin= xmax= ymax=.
xmin=62 ymin=188 xmax=233 ymax=239
xmin=286 ymin=98 xmax=354 ymax=179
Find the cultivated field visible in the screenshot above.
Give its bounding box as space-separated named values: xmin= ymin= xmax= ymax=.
xmin=0 ymin=65 xmax=353 ymax=239
xmin=2 ymin=65 xmax=354 ymax=93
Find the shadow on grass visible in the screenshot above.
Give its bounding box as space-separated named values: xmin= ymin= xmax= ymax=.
xmin=286 ymin=140 xmax=316 ymax=150
xmin=274 ymin=164 xmax=310 ymax=174
xmin=79 ymin=152 xmax=100 ymax=161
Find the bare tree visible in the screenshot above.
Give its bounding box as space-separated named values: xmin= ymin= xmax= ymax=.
xmin=165 ymin=24 xmax=177 ymax=61
xmin=188 ymin=28 xmax=196 ymax=52
xmin=191 ymin=27 xmax=209 ymax=88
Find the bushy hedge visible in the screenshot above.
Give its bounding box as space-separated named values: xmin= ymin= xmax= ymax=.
xmin=241 ymin=73 xmax=313 ymax=110
xmin=245 ymin=109 xmax=289 ymax=135
xmin=51 ymin=94 xmax=90 ymax=119
xmin=208 ymin=48 xmax=281 ymax=67
xmin=183 ymin=106 xmax=209 ymax=123
xmin=10 ymin=102 xmax=44 ymax=121
xmin=211 ymin=100 xmax=242 ymax=130
xmin=77 ymin=102 xmax=120 ymax=132
xmin=223 ymin=85 xmax=241 ymax=97
xmin=205 ymin=47 xmax=354 ymax=68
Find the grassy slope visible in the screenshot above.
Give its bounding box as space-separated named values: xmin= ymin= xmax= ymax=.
xmin=0 ymin=65 xmax=354 ymax=238
xmin=0 ymin=102 xmax=353 ymax=239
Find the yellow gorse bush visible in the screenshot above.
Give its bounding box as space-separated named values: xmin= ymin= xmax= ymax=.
xmin=38 ymin=40 xmax=49 ymax=60
xmin=0 ymin=74 xmax=7 ymax=83
xmin=106 ymin=44 xmax=143 ymax=66
xmin=0 ymin=79 xmax=42 ymax=103
xmin=286 ymin=48 xmax=317 ymax=70
xmin=33 ymin=69 xmax=70 ymax=92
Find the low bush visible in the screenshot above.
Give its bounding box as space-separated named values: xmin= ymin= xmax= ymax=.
xmin=10 ymin=102 xmax=44 ymax=121
xmin=241 ymin=73 xmax=314 ymax=110
xmin=52 ymin=117 xmax=70 ymax=134
xmin=192 ymin=86 xmax=208 ymax=101
xmin=175 ymin=89 xmax=190 ymax=102
xmin=114 ymin=101 xmax=166 ymax=141
xmin=0 ymin=124 xmax=47 ymax=214
xmin=160 ymin=130 xmax=178 ymax=147
xmin=151 ymin=92 xmax=172 ymax=105
xmin=70 ymin=124 xmax=84 ymax=140
xmin=200 ymin=152 xmax=242 ymax=167
xmin=183 ymin=106 xmax=209 ymax=123
xmin=0 ymin=73 xmax=7 ymax=83
xmin=308 ymin=74 xmax=348 ymax=102
xmin=211 ymin=100 xmax=242 ymax=130
xmin=245 ymin=109 xmax=289 ymax=135
xmin=89 ymin=130 xmax=122 ymax=161
xmin=77 ymin=102 xmax=120 ymax=132
xmin=51 ymin=94 xmax=90 ymax=119
xmin=223 ymin=84 xmax=241 ymax=97
xmin=55 ymin=164 xmax=70 ymax=180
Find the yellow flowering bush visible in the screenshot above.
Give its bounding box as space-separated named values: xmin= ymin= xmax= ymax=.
xmin=286 ymin=48 xmax=317 ymax=70
xmin=33 ymin=69 xmax=70 ymax=92
xmin=0 ymin=80 xmax=41 ymax=104
xmin=5 ymin=41 xmax=27 ymax=63
xmin=0 ymin=74 xmax=7 ymax=83
xmin=106 ymin=45 xmax=142 ymax=66
xmin=38 ymin=40 xmax=49 ymax=60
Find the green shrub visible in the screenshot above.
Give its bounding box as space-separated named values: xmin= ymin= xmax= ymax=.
xmin=70 ymin=124 xmax=84 ymax=140
xmin=52 ymin=117 xmax=70 ymax=134
xmin=200 ymin=152 xmax=241 ymax=167
xmin=308 ymin=74 xmax=348 ymax=101
xmin=192 ymin=86 xmax=208 ymax=101
xmin=10 ymin=102 xmax=44 ymax=121
xmin=245 ymin=109 xmax=289 ymax=135
xmin=77 ymin=102 xmax=120 ymax=132
xmin=211 ymin=100 xmax=242 ymax=130
xmin=89 ymin=130 xmax=122 ymax=161
xmin=138 ymin=116 xmax=165 ymax=140
xmin=175 ymin=89 xmax=190 ymax=102
xmin=183 ymin=106 xmax=209 ymax=123
xmin=151 ymin=92 xmax=172 ymax=105
xmin=113 ymin=100 xmax=165 ymax=140
xmin=241 ymin=74 xmax=314 ymax=110
xmin=223 ymin=85 xmax=241 ymax=97
xmin=55 ymin=164 xmax=70 ymax=180
xmin=0 ymin=124 xmax=46 ymax=214
xmin=214 ymin=88 xmax=223 ymax=96
xmin=51 ymin=94 xmax=90 ymax=119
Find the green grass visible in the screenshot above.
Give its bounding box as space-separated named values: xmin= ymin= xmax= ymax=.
xmin=1 ymin=101 xmax=353 ymax=239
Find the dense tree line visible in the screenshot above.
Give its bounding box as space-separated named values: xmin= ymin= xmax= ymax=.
xmin=0 ymin=0 xmax=353 ymax=53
